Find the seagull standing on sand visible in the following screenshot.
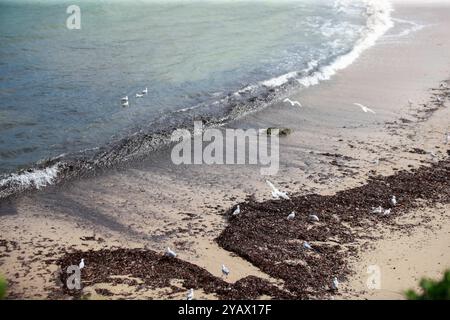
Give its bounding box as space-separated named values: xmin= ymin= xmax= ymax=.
xmin=303 ymin=241 xmax=313 ymax=250
xmin=266 ymin=180 xmax=290 ymax=200
xmin=232 ymin=205 xmax=240 ymax=216
xmin=383 ymin=208 xmax=392 ymax=216
xmin=371 ymin=206 xmax=383 ymax=214
xmin=187 ymin=288 xmax=194 ymax=300
xmin=142 ymin=87 xmax=148 ymax=95
xmin=331 ymin=277 xmax=339 ymax=290
xmin=354 ymin=103 xmax=376 ymax=114
xmin=308 ymin=214 xmax=320 ymax=222
xmin=440 ymin=82 xmax=448 ymax=89
xmin=136 ymin=93 xmax=144 ymax=98
xmin=390 ymin=196 xmax=397 ymax=207
xmin=121 ymin=100 xmax=129 ymax=107
xmin=121 ymin=95 xmax=128 ymax=102
xmin=222 ymin=264 xmax=230 ymax=278
xmin=79 ymin=258 xmax=85 ymax=270
xmin=283 ymin=98 xmax=302 ymax=108
xmin=429 ymin=151 xmax=438 ymax=162
xmin=165 ymin=247 xmax=177 ymax=258
xmin=287 ymin=211 xmax=296 ymax=220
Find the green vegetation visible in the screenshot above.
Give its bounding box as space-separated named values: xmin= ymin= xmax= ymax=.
xmin=406 ymin=270 xmax=450 ymax=300
xmin=0 ymin=275 xmax=7 ymax=299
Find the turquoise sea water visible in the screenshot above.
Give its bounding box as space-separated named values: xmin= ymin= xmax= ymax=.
xmin=0 ymin=0 xmax=373 ymax=175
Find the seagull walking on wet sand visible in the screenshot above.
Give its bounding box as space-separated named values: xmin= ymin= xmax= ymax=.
xmin=283 ymin=98 xmax=302 ymax=108
xmin=331 ymin=277 xmax=339 ymax=290
xmin=121 ymin=95 xmax=128 ymax=102
xmin=187 ymin=288 xmax=194 ymax=300
xmin=79 ymin=258 xmax=85 ymax=270
xmin=354 ymin=103 xmax=376 ymax=114
xmin=121 ymin=100 xmax=129 ymax=107
xmin=383 ymin=208 xmax=392 ymax=216
xmin=165 ymin=247 xmax=177 ymax=258
xmin=136 ymin=93 xmax=144 ymax=98
xmin=142 ymin=87 xmax=148 ymax=95
xmin=390 ymin=196 xmax=397 ymax=207
xmin=232 ymin=205 xmax=240 ymax=216
xmin=287 ymin=211 xmax=296 ymax=220
xmin=266 ymin=180 xmax=290 ymax=200
xmin=308 ymin=214 xmax=320 ymax=222
xmin=222 ymin=264 xmax=230 ymax=278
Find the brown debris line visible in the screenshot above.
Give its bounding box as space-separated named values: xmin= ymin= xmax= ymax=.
xmin=56 ymin=248 xmax=293 ymax=299
xmin=54 ymin=157 xmax=449 ymax=300
xmin=216 ymin=157 xmax=450 ymax=298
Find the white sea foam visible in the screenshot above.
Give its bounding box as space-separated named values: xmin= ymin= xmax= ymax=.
xmin=0 ymin=163 xmax=61 ymax=190
xmin=260 ymin=0 xmax=394 ymax=89
xmin=386 ymin=18 xmax=425 ymax=39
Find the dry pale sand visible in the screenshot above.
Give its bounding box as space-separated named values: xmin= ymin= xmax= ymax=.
xmin=1 ymin=0 xmax=450 ymax=299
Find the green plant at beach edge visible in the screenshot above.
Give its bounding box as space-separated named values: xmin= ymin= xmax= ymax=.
xmin=0 ymin=275 xmax=7 ymax=300
xmin=406 ymin=270 xmax=450 ymax=300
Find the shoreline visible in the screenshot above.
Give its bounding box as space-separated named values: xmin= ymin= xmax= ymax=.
xmin=0 ymin=0 xmax=394 ymax=200
xmin=1 ymin=0 xmax=450 ymax=299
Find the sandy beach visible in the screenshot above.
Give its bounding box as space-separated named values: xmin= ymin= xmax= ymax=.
xmin=1 ymin=0 xmax=450 ymax=300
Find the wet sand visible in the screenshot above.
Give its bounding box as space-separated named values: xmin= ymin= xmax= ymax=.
xmin=1 ymin=0 xmax=450 ymax=299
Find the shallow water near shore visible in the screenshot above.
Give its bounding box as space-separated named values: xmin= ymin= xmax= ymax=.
xmin=0 ymin=0 xmax=394 ymax=193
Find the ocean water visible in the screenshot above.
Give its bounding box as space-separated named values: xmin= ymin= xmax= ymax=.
xmin=0 ymin=0 xmax=393 ymax=193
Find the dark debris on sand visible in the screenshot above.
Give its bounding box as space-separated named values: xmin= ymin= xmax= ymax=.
xmin=216 ymin=156 xmax=450 ymax=298
xmin=55 ymin=156 xmax=449 ymax=300
xmin=56 ymin=249 xmax=291 ymax=299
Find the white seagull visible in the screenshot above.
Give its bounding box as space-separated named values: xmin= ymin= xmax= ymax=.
xmin=121 ymin=95 xmax=128 ymax=102
xmin=136 ymin=93 xmax=144 ymax=98
xmin=383 ymin=208 xmax=392 ymax=216
xmin=429 ymin=151 xmax=438 ymax=162
xmin=331 ymin=277 xmax=339 ymax=290
xmin=142 ymin=87 xmax=148 ymax=94
xmin=187 ymin=288 xmax=194 ymax=300
xmin=354 ymin=103 xmax=376 ymax=114
xmin=165 ymin=247 xmax=177 ymax=258
xmin=440 ymin=82 xmax=448 ymax=89
xmin=308 ymin=214 xmax=320 ymax=222
xmin=232 ymin=205 xmax=240 ymax=216
xmin=390 ymin=196 xmax=397 ymax=207
xmin=266 ymin=180 xmax=290 ymax=200
xmin=303 ymin=241 xmax=313 ymax=250
xmin=283 ymin=98 xmax=302 ymax=108
xmin=222 ymin=264 xmax=230 ymax=278
xmin=287 ymin=211 xmax=296 ymax=220
xmin=79 ymin=258 xmax=85 ymax=270
xmin=371 ymin=206 xmax=383 ymax=214
xmin=121 ymin=100 xmax=129 ymax=107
